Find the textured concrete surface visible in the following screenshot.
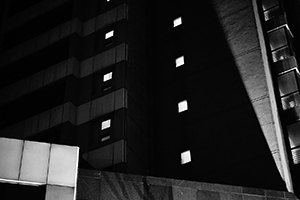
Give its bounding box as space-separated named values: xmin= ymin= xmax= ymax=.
xmin=213 ymin=0 xmax=285 ymax=180
xmin=77 ymin=169 xmax=298 ymax=200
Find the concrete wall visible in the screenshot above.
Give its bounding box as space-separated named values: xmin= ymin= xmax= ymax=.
xmin=77 ymin=169 xmax=298 ymax=200
xmin=213 ymin=0 xmax=287 ymax=181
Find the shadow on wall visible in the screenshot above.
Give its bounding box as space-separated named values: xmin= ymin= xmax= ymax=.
xmin=149 ymin=0 xmax=287 ymax=191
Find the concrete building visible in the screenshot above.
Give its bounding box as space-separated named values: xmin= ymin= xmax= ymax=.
xmin=1 ymin=0 xmax=300 ymax=199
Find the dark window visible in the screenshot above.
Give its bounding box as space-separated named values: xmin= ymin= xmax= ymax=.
xmin=268 ymin=27 xmax=293 ymax=62
xmin=287 ymin=122 xmax=300 ymax=164
xmin=277 ymin=70 xmax=300 ymax=110
xmin=261 ymin=0 xmax=281 ymax=21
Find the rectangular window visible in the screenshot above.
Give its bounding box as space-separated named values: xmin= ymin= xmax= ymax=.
xmin=178 ymin=100 xmax=188 ymax=113
xmin=173 ymin=17 xmax=182 ymax=27
xmin=93 ymin=68 xmax=114 ymax=95
xmin=268 ymin=27 xmax=292 ymax=62
xmin=90 ymin=115 xmax=113 ymax=145
xmin=277 ymin=71 xmax=298 ymax=97
xmin=269 ymin=28 xmax=288 ymax=51
xmin=261 ymin=0 xmax=280 ymax=21
xmin=105 ymin=30 xmax=114 ymax=39
xmin=181 ymin=150 xmax=191 ymax=164
xmin=281 ymin=92 xmax=300 ymax=110
xmin=287 ymin=122 xmax=300 ymax=164
xmin=101 ymin=119 xmax=111 ymax=130
xmin=176 ymin=56 xmax=184 ymax=67
xmin=277 ymin=70 xmax=299 ymax=110
xmin=103 ymin=72 xmax=113 ymax=82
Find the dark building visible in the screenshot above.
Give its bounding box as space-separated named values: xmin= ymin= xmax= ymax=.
xmin=1 ymin=0 xmax=300 ymax=198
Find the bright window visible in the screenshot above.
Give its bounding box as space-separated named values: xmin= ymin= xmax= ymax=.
xmin=173 ymin=17 xmax=182 ymax=27
xmin=103 ymin=72 xmax=113 ymax=82
xmin=181 ymin=150 xmax=191 ymax=164
xmin=101 ymin=119 xmax=111 ymax=130
xmin=176 ymin=56 xmax=184 ymax=67
xmin=105 ymin=30 xmax=114 ymax=39
xmin=178 ymin=100 xmax=188 ymax=113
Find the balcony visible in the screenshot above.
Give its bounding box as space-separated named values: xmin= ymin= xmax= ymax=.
xmin=273 ymin=56 xmax=298 ymax=75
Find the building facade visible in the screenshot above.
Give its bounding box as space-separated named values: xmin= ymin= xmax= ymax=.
xmin=1 ymin=0 xmax=300 ymax=198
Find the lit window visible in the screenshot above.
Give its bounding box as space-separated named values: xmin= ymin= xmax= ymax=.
xmin=178 ymin=100 xmax=188 ymax=113
xmin=101 ymin=119 xmax=111 ymax=130
xmin=101 ymin=135 xmax=110 ymax=142
xmin=105 ymin=30 xmax=114 ymax=39
xmin=181 ymin=150 xmax=191 ymax=164
xmin=173 ymin=17 xmax=182 ymax=27
xmin=103 ymin=72 xmax=113 ymax=82
xmin=176 ymin=56 xmax=184 ymax=67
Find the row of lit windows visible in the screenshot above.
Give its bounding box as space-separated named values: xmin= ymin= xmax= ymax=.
xmin=173 ymin=16 xmax=192 ymax=165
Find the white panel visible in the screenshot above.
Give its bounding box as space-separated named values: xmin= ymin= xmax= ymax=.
xmin=0 ymin=138 xmax=23 ymax=181
xmin=19 ymin=141 xmax=50 ymax=184
xmin=47 ymin=144 xmax=79 ymax=187
xmin=45 ymin=185 xmax=75 ymax=200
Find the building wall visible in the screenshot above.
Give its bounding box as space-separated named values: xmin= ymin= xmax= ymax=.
xmin=149 ymin=0 xmax=287 ymax=191
xmin=77 ymin=169 xmax=298 ymax=200
xmin=0 ymin=0 xmax=299 ymax=195
xmin=0 ymin=0 xmax=149 ymax=175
